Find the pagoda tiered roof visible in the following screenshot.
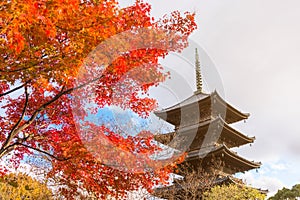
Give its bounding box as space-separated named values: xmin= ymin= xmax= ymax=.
xmin=152 ymin=48 xmax=263 ymax=199
xmin=154 ymin=116 xmax=255 ymax=149
xmin=154 ymin=91 xmax=249 ymax=126
xmin=153 ymin=175 xmax=268 ymax=199
xmin=153 ymin=89 xmax=260 ymax=174
xmin=185 ymin=144 xmax=261 ymax=174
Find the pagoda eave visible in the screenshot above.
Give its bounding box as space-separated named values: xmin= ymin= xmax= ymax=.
xmin=220 ymin=118 xmax=255 ymax=147
xmin=154 ymin=117 xmax=254 ymax=148
xmin=154 ymin=91 xmax=249 ymax=126
xmin=212 ymin=91 xmax=249 ymax=124
xmin=185 ymin=145 xmax=261 ymax=174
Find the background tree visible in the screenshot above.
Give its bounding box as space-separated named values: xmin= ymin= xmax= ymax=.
xmin=269 ymin=184 xmax=300 ymax=200
xmin=153 ymin=159 xmax=223 ymax=200
xmin=203 ymin=184 xmax=266 ymax=200
xmin=0 ymin=0 xmax=196 ymax=198
xmin=0 ymin=173 xmax=53 ymax=200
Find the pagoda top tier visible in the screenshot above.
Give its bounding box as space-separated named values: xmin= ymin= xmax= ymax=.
xmin=154 ymin=91 xmax=249 ymax=127
xmin=154 ymin=48 xmax=249 ymax=127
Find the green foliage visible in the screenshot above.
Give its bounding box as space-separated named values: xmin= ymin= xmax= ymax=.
xmin=269 ymin=184 xmax=300 ymax=200
xmin=203 ymin=184 xmax=266 ymax=200
xmin=0 ymin=173 xmax=53 ymax=200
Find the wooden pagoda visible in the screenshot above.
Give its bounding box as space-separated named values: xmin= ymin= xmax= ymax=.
xmin=153 ymin=49 xmax=261 ymax=198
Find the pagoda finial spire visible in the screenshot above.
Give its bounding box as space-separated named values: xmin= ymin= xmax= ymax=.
xmin=195 ymin=48 xmax=203 ymax=93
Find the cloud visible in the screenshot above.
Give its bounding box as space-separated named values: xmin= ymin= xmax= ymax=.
xmin=238 ymin=171 xmax=284 ymax=197
xmin=270 ymin=163 xmax=289 ymax=171
xmin=237 ymin=158 xmax=300 ymax=198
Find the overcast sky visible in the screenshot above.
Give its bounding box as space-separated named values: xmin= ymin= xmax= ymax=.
xmin=120 ymin=0 xmax=300 ymax=197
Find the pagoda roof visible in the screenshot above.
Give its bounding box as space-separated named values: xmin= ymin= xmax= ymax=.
xmin=209 ymin=176 xmax=268 ymax=195
xmin=214 ymin=175 xmax=242 ymax=185
xmin=153 ymin=175 xmax=268 ymax=199
xmin=215 ymin=117 xmax=255 ymax=147
xmin=154 ymin=91 xmax=249 ymax=124
xmin=185 ymin=144 xmax=261 ymax=174
xmin=154 ymin=116 xmax=255 ymax=148
xmin=215 ymin=176 xmax=268 ymax=195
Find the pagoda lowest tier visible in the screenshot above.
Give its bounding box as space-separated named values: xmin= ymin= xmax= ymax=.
xmin=153 ymin=175 xmax=267 ymax=199
xmin=183 ymin=144 xmax=261 ymax=175
xmin=154 ymin=90 xmax=250 ymax=128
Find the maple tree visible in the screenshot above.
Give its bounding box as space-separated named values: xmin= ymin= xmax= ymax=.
xmin=0 ymin=0 xmax=196 ymax=199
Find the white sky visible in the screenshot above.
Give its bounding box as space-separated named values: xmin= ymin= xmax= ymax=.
xmin=120 ymin=0 xmax=300 ymax=197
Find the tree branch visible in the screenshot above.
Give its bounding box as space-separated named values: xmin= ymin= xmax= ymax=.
xmin=0 ymin=80 xmax=30 ymax=97
xmin=0 ymin=86 xmax=29 ymax=155
xmin=1 ymin=142 xmax=71 ymax=162
xmin=0 ymin=66 xmax=34 ymax=73
xmin=0 ymin=74 xmax=104 ymax=159
xmin=15 ymin=142 xmax=71 ymax=161
xmin=0 ymin=54 xmax=62 ymax=73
